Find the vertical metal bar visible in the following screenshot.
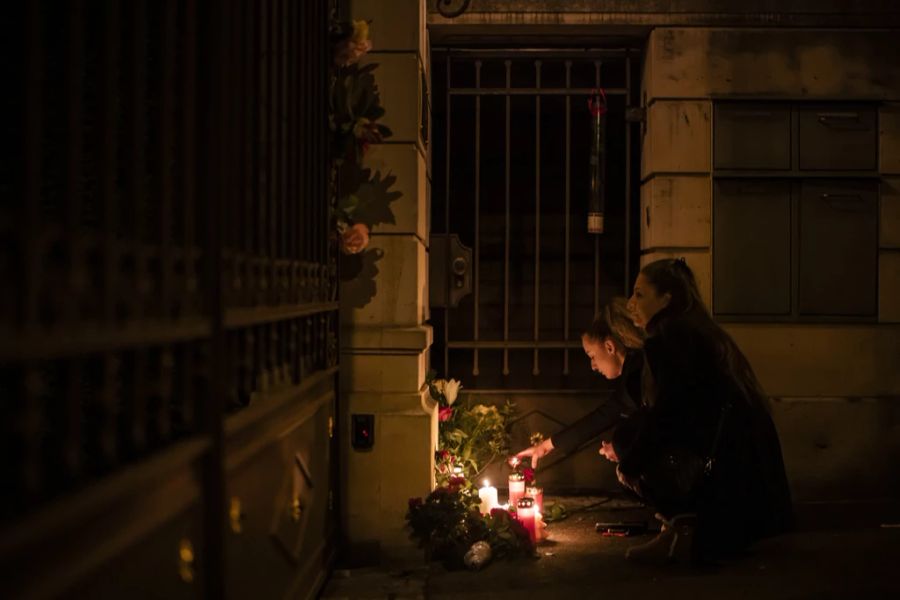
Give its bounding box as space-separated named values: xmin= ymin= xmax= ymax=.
xmin=269 ymin=0 xmax=278 ymax=304
xmin=298 ymin=2 xmax=307 ymax=264
xmin=131 ymin=0 xmax=148 ymax=320
xmin=200 ymin=0 xmax=230 ymax=596
xmin=473 ymin=59 xmax=481 ymax=377
xmin=101 ymin=1 xmax=118 ymax=325
xmin=22 ymin=368 xmax=43 ymax=497
xmin=288 ymin=0 xmax=297 ymax=266
xmin=533 ymin=60 xmax=541 ymax=376
xmin=100 ymin=355 xmax=119 ymax=465
xmin=240 ymin=0 xmax=252 ymax=296
xmin=161 ymin=0 xmax=176 ymax=318
xmin=444 ymin=54 xmax=451 ymax=377
xmin=314 ymin=0 xmax=323 ymax=269
xmin=132 ymin=350 xmax=147 ymax=452
xmin=258 ymin=0 xmax=267 ymax=302
xmin=66 ymin=0 xmax=85 ymax=326
xmin=183 ymin=0 xmax=197 ymax=314
xmin=624 ymin=52 xmax=632 ymax=296
xmin=158 ymin=347 xmax=173 ymax=441
xmin=23 ymin=0 xmax=42 ymax=337
xmin=563 ymin=61 xmax=572 ymax=376
xmin=280 ymin=0 xmax=288 ymax=272
xmin=503 ymin=60 xmax=511 ymax=377
xmin=64 ymin=361 xmax=83 ymax=479
xmin=594 ymin=60 xmax=601 ymax=315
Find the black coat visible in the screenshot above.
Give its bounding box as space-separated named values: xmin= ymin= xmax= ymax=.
xmin=550 ymin=352 xmax=644 ymax=455
xmin=615 ymin=314 xmax=793 ymax=556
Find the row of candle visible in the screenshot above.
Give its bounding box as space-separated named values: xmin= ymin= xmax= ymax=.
xmin=478 ymin=477 xmax=547 ymax=543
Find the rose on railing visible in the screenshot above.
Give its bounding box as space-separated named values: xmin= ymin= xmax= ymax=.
xmin=330 ymin=17 xmax=397 ymax=275
xmin=332 ymin=19 xmax=372 ymax=67
xmin=339 ymin=222 xmax=370 ymax=255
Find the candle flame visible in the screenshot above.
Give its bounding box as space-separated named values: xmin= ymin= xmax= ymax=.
xmin=483 ymin=479 xmax=490 ymax=487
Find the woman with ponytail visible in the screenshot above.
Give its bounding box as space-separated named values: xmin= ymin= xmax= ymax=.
xmin=614 ymin=258 xmax=793 ymax=564
xmin=515 ymin=298 xmax=645 ymax=469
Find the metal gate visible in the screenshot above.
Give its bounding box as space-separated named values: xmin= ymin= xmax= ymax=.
xmin=1 ymin=1 xmax=337 ymax=597
xmin=430 ymin=48 xmax=642 ymax=491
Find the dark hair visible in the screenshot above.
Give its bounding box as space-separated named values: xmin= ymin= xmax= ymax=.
xmin=583 ymin=297 xmax=645 ymax=351
xmin=640 ymin=258 xmax=766 ymax=406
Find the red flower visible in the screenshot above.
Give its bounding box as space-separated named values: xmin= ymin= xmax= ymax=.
xmin=490 ymin=507 xmax=509 ymax=519
xmin=340 ymin=223 xmax=370 ymax=255
xmin=448 ymin=476 xmax=467 ymax=488
xmin=439 ymin=406 xmax=453 ymax=422
xmin=523 ymin=467 xmax=535 ymax=484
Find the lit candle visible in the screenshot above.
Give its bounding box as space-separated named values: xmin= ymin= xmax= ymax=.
xmin=516 ymin=497 xmax=536 ymax=543
xmin=478 ymin=479 xmax=499 ymax=514
xmin=508 ymin=472 xmax=525 ymax=508
xmin=525 ymin=485 xmax=543 ymax=514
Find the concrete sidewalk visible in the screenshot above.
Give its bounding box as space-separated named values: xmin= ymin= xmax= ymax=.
xmin=321 ymin=496 xmax=900 ymax=599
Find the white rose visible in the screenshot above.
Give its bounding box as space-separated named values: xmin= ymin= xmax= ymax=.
xmin=444 ymin=379 xmax=462 ymax=405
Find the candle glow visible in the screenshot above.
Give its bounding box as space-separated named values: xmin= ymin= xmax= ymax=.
xmin=478 ymin=479 xmax=499 ymax=514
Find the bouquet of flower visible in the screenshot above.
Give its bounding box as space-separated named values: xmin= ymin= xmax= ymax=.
xmin=406 ymin=485 xmax=534 ymax=569
xmin=428 ymin=371 xmax=515 ymax=485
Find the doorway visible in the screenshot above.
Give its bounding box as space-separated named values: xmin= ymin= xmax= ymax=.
xmin=429 ymin=45 xmax=643 ymax=491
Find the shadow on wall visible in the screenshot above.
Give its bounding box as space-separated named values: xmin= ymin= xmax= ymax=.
xmin=340 ymin=248 xmax=384 ymax=309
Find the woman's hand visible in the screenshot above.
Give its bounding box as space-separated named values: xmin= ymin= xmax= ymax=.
xmin=598 ymin=440 xmax=619 ymax=463
xmin=515 ymin=438 xmax=555 ymax=469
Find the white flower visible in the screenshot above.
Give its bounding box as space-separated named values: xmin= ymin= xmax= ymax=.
xmin=444 ymin=379 xmax=462 ymax=405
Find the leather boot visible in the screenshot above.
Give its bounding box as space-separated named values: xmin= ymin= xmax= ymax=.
xmin=625 ymin=513 xmax=696 ymax=565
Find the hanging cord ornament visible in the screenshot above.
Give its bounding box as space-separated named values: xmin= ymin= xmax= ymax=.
xmin=587 ymin=88 xmax=608 ymax=234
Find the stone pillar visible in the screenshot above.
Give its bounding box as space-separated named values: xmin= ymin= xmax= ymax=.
xmin=339 ymin=0 xmax=433 ymax=564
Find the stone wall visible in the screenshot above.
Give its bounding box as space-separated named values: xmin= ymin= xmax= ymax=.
xmin=340 ymin=0 xmax=434 ymax=563
xmin=641 ymin=28 xmax=900 ymax=501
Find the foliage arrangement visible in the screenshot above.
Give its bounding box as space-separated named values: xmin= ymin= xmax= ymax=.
xmin=427 ymin=370 xmax=515 ymax=486
xmin=404 ymin=371 xmax=532 ymax=568
xmin=329 ymin=18 xmax=401 ymax=264
xmin=406 ymin=483 xmax=534 ymax=569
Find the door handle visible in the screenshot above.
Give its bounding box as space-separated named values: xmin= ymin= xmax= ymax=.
xmin=451 ymin=256 xmax=468 ymax=287
xmin=429 ymin=234 xmax=473 ymax=308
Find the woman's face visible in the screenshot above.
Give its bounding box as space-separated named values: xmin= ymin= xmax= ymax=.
xmin=627 ymin=272 xmax=671 ymax=329
xmin=582 ymin=335 xmax=624 ymax=379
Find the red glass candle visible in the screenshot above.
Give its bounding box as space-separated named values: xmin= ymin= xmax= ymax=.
xmin=508 ymin=472 xmax=525 ymax=508
xmin=525 ymin=485 xmax=543 ymax=514
xmin=516 ymin=497 xmax=536 ymax=543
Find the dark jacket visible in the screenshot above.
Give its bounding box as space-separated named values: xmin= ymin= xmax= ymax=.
xmin=550 ymin=352 xmax=644 ymax=455
xmin=614 ymin=313 xmax=793 ymax=556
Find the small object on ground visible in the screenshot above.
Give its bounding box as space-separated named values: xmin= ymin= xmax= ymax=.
xmin=595 ymin=521 xmax=648 ymax=536
xmin=464 ymin=541 xmax=493 ymax=570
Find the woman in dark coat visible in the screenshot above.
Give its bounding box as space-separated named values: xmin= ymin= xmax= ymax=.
xmin=515 ymin=298 xmax=645 ymax=468
xmin=614 ymin=258 xmax=793 ymax=564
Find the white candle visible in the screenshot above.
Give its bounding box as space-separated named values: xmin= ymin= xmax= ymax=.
xmin=478 ymin=479 xmax=499 ymax=514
